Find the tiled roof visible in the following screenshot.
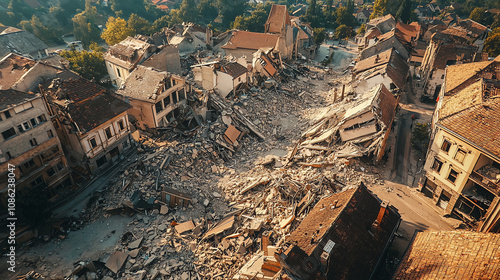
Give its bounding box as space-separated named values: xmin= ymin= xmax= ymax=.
xmin=456 ymin=19 xmax=488 ymax=37
xmin=393 ymin=231 xmax=500 ymax=280
xmin=286 ymin=183 xmax=400 ymax=280
xmin=220 ymin=62 xmax=247 ymax=78
xmin=432 ymin=43 xmax=477 ymax=69
xmin=68 ymin=93 xmax=131 ymax=133
xmin=354 ymin=48 xmax=393 ymax=73
xmin=439 ymin=79 xmax=482 ymax=119
xmin=0 ymin=89 xmax=39 ymax=112
xmin=355 ymin=48 xmax=409 ymax=90
xmin=265 ymin=4 xmax=291 ymax=33
xmin=378 ymin=84 xmax=398 ymax=127
xmin=117 ymin=66 xmax=171 ymax=101
xmin=0 ymin=53 xmax=37 ymax=90
xmin=222 ymin=31 xmax=279 ymax=51
xmin=439 ymin=96 xmax=500 ymax=158
xmin=396 ymin=22 xmax=419 ymax=42
xmin=444 ymin=60 xmax=492 ymax=94
xmin=0 ymin=28 xmax=48 ymax=58
xmin=55 ymin=78 xmax=107 ymax=103
xmin=367 ymin=14 xmax=394 ymax=26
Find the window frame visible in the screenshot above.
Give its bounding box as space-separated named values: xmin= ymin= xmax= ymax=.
xmin=105 ymin=127 xmax=113 ymax=139
xmin=89 ymin=137 xmax=98 ymax=149
xmin=454 ymin=148 xmax=466 ymax=164
xmin=447 ymin=168 xmax=459 ymax=184
xmin=432 ymin=158 xmax=443 ymax=173
xmin=441 ymin=139 xmax=451 ymax=153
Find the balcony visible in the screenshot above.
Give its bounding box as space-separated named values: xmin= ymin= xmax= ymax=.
xmin=470 ymin=169 xmax=500 ymax=196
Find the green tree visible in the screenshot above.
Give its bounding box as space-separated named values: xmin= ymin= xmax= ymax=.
xmin=370 ymin=0 xmax=388 ymax=19
xmin=198 ymin=0 xmax=219 ymax=22
xmin=313 ymin=27 xmax=326 ymax=44
xmin=336 ymin=6 xmax=356 ymax=27
xmin=101 ymin=17 xmax=134 ymax=46
xmin=27 ymin=15 xmax=64 ymax=44
xmin=357 ymin=24 xmax=366 ymax=35
xmin=484 ymin=28 xmax=500 ymax=57
xmin=216 ymin=0 xmax=248 ymax=28
xmin=128 ymin=14 xmax=153 ymax=35
xmin=152 ymin=15 xmax=171 ymax=32
xmin=179 ymin=0 xmax=198 ymax=23
xmin=469 ymin=7 xmax=486 ymax=24
xmin=60 ymin=43 xmax=107 ymax=82
xmin=396 ymin=0 xmax=412 ymax=23
xmin=73 ymin=12 xmax=102 ymax=49
xmin=334 ymin=24 xmax=353 ymax=39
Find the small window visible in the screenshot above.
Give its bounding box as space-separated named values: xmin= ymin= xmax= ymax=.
xmin=117 ymin=68 xmax=121 ymax=78
xmin=118 ymin=120 xmax=124 ymax=130
xmin=441 ymin=74 xmax=445 ymax=79
xmin=38 ymin=114 xmax=47 ymax=123
xmin=55 ymin=162 xmax=64 ymax=171
xmin=18 ymin=121 xmax=31 ymax=133
xmin=172 ymin=92 xmax=178 ymax=103
xmin=432 ymin=158 xmax=443 ymax=173
xmin=178 ymin=89 xmax=186 ymax=100
xmin=105 ymin=127 xmax=113 ymax=139
xmin=4 ymin=110 xmax=11 ymax=119
xmin=441 ymin=140 xmax=451 ymax=153
xmin=30 ymin=176 xmax=44 ymax=187
xmin=46 ymin=167 xmax=56 ymax=177
xmin=23 ymin=159 xmax=35 ymax=170
xmin=89 ymin=137 xmax=98 ymax=149
xmin=447 ymin=168 xmax=459 ymax=184
xmin=2 ymin=127 xmax=16 ymax=140
xmin=30 ymin=118 xmax=38 ymax=127
xmin=454 ymin=149 xmax=466 ymax=164
xmin=6 ymin=152 xmax=11 ymax=160
xmin=30 ymin=138 xmax=38 ymax=146
xmin=47 ymin=130 xmax=54 ymax=138
xmin=155 ymin=102 xmax=163 ymax=113
xmin=164 ymin=96 xmax=171 ymax=106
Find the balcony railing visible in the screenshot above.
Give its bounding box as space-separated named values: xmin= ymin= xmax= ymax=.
xmin=470 ymin=170 xmax=500 ymax=195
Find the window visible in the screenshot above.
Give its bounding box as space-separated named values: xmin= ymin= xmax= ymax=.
xmin=441 ymin=74 xmax=445 ymax=79
xmin=432 ymin=158 xmax=443 ymax=173
xmin=118 ymin=120 xmax=124 ymax=130
xmin=117 ymin=68 xmax=121 ymax=77
xmin=105 ymin=127 xmax=113 ymax=139
xmin=2 ymin=127 xmax=16 ymax=140
xmin=18 ymin=121 xmax=31 ymax=133
xmin=30 ymin=118 xmax=37 ymax=127
xmin=178 ymin=89 xmax=185 ymax=100
xmin=30 ymin=176 xmax=44 ymax=188
xmin=46 ymin=167 xmax=56 ymax=177
xmin=447 ymin=168 xmax=459 ymax=183
xmin=47 ymin=130 xmax=54 ymax=138
xmin=155 ymin=102 xmax=163 ymax=113
xmin=441 ymin=139 xmax=451 ymax=153
xmin=13 ymin=102 xmax=33 ymax=113
xmin=164 ymin=96 xmax=171 ymax=106
xmin=22 ymin=159 xmax=35 ymax=170
xmin=172 ymin=92 xmax=178 ymax=103
xmin=30 ymin=138 xmax=38 ymax=146
xmin=454 ymin=148 xmax=466 ymax=164
xmin=96 ymin=155 xmax=107 ymax=167
xmin=38 ymin=114 xmax=47 ymax=123
xmin=4 ymin=110 xmax=11 ymax=119
xmin=89 ymin=137 xmax=98 ymax=149
xmin=55 ymin=162 xmax=64 ymax=171
xmin=5 ymin=152 xmax=11 ymax=160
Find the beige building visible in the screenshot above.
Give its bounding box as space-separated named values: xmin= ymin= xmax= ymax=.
xmin=422 ymin=57 xmax=500 ymax=229
xmin=42 ymin=74 xmax=133 ymax=174
xmin=0 ymin=89 xmax=73 ymax=212
xmin=103 ymin=36 xmax=156 ymax=87
xmin=191 ymin=60 xmax=248 ymax=98
xmin=116 ymin=66 xmax=192 ymax=129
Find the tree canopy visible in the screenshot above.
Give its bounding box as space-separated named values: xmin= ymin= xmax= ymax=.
xmin=101 ymin=16 xmax=135 ymax=46
xmin=60 ymin=43 xmax=108 ymax=83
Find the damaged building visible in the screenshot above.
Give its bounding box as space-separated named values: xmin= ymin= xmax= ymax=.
xmin=421 ymin=56 xmax=500 ymax=230
xmin=0 ymin=26 xmax=49 ymax=59
xmin=277 ymin=183 xmax=401 ymax=280
xmin=0 ymin=89 xmax=73 ymax=213
xmin=42 ymin=73 xmax=133 ymax=175
xmin=116 ymin=66 xmax=195 ymax=130
xmin=191 ymin=59 xmax=249 ymax=98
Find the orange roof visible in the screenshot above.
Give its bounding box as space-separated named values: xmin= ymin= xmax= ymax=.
xmin=396 ymin=22 xmax=419 ymax=39
xmin=222 ymin=31 xmax=279 ymax=51
xmin=394 ymin=231 xmax=500 ymax=280
xmin=265 ymin=4 xmax=291 ymax=33
xmin=444 ymin=60 xmax=492 ymax=94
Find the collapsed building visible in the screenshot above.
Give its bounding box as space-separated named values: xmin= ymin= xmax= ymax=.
xmin=191 ymin=59 xmax=249 ymax=98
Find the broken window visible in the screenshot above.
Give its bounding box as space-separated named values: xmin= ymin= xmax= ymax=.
xmin=46 ymin=167 xmax=56 ymax=177
xmin=454 ymin=149 xmax=466 ymax=164
xmin=4 ymin=110 xmax=11 ymax=119
xmin=5 ymin=152 xmax=11 ymax=160
xmin=441 ymin=139 xmax=451 ymax=153
xmin=30 ymin=176 xmax=44 ymax=188
xmin=447 ymin=168 xmax=459 ymax=184
xmin=178 ymin=89 xmax=186 ymax=100
xmin=155 ymin=101 xmax=164 ymax=113
xmin=164 ymin=96 xmax=171 ymax=106
xmin=47 ymin=129 xmax=54 ymax=138
xmin=89 ymin=137 xmax=98 ymax=149
xmin=165 ymin=78 xmax=172 ymax=89
xmin=18 ymin=121 xmax=31 ymax=133
xmin=105 ymin=127 xmax=113 ymax=139
xmin=432 ymin=158 xmax=443 ymax=173
xmin=38 ymin=114 xmax=47 ymax=123
xmin=2 ymin=127 xmax=16 ymax=140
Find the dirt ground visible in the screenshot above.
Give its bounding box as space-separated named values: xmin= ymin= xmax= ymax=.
xmin=1 ymin=49 xmax=460 ymax=280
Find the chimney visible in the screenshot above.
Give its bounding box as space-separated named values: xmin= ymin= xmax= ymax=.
xmin=376 ymin=200 xmax=389 ymax=225
xmin=262 ymin=231 xmax=270 ymax=255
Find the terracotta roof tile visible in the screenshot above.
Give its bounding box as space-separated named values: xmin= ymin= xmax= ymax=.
xmin=439 ymin=80 xmax=483 ymax=119
xmin=220 ymin=62 xmax=247 ymax=78
xmin=444 ymin=61 xmax=492 ymax=94
xmin=265 ymin=4 xmax=291 ymax=33
xmin=354 ymin=48 xmax=393 ymax=73
xmin=393 ymin=231 xmax=500 ymax=280
xmin=222 ymin=31 xmax=279 ymax=51
xmin=0 ymin=89 xmax=38 ymax=111
xmin=0 ymin=53 xmax=37 ymax=90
